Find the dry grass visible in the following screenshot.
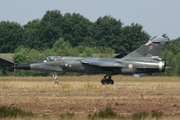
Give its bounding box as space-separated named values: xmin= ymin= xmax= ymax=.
xmin=0 ymin=75 xmax=180 ymax=120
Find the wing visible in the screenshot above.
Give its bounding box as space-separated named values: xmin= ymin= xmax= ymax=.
xmin=81 ymin=59 xmax=125 ymax=68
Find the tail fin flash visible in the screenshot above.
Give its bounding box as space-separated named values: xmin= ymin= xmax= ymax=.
xmin=122 ymin=36 xmax=167 ymax=59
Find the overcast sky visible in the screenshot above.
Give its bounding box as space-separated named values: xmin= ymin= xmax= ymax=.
xmin=0 ymin=0 xmax=179 ymax=39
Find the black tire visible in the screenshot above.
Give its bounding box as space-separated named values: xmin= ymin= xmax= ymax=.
xmin=101 ymin=79 xmax=107 ymax=85
xmin=111 ymin=80 xmax=114 ymax=85
xmin=54 ymin=81 xmax=59 ymax=84
xmin=108 ymin=79 xmax=114 ymax=85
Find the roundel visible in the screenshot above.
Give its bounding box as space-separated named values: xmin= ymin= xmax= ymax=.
xmin=149 ymin=45 xmax=153 ymax=50
xmin=128 ymin=64 xmax=133 ymax=68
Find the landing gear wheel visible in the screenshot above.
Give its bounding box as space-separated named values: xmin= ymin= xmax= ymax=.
xmin=101 ymin=79 xmax=108 ymax=85
xmin=108 ymin=79 xmax=114 ymax=85
xmin=101 ymin=76 xmax=114 ymax=85
xmin=54 ymin=81 xmax=59 ymax=84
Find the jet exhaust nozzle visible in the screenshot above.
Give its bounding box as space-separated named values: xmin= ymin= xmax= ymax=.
xmin=159 ymin=61 xmax=166 ymax=72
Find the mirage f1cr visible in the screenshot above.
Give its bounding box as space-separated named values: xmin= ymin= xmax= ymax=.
xmin=14 ymin=36 xmax=167 ymax=85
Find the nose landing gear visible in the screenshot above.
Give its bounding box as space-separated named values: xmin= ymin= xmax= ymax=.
xmin=53 ymin=72 xmax=59 ymax=84
xmin=101 ymin=75 xmax=114 ymax=85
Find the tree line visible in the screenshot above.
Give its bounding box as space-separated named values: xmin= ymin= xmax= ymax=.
xmin=0 ymin=10 xmax=180 ymax=76
xmin=0 ymin=10 xmax=150 ymax=53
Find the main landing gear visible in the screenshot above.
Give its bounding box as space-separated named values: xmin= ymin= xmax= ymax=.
xmin=53 ymin=72 xmax=59 ymax=84
xmin=101 ymin=75 xmax=114 ymax=85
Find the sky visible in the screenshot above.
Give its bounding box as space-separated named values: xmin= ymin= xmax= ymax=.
xmin=0 ymin=0 xmax=180 ymax=39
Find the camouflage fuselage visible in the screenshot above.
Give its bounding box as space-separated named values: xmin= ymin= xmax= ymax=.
xmin=26 ymin=56 xmax=165 ymax=75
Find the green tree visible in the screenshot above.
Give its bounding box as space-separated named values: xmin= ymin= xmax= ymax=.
xmin=176 ymin=53 xmax=180 ymax=76
xmin=81 ymin=47 xmax=93 ymax=57
xmin=38 ymin=10 xmax=63 ymax=49
xmin=0 ymin=21 xmax=24 ymax=53
xmin=120 ymin=23 xmax=150 ymax=54
xmin=22 ymin=19 xmax=41 ymax=49
xmin=62 ymin=13 xmax=94 ymax=47
xmin=161 ymin=37 xmax=180 ymax=76
xmin=51 ymin=37 xmax=78 ymax=56
xmin=93 ymin=16 xmax=123 ymax=52
xmin=13 ymin=46 xmax=46 ymax=64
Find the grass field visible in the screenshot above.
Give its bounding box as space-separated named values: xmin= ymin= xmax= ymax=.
xmin=0 ymin=75 xmax=180 ymax=120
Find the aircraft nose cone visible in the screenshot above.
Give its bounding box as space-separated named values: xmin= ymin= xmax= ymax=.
xmin=13 ymin=64 xmax=30 ymax=70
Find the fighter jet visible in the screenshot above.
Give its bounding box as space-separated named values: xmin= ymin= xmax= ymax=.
xmin=14 ymin=36 xmax=167 ymax=84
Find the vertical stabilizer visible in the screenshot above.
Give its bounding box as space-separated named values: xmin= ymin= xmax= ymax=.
xmin=122 ymin=36 xmax=167 ymax=59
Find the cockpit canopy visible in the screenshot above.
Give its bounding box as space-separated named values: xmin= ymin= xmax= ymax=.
xmin=40 ymin=56 xmax=62 ymax=62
